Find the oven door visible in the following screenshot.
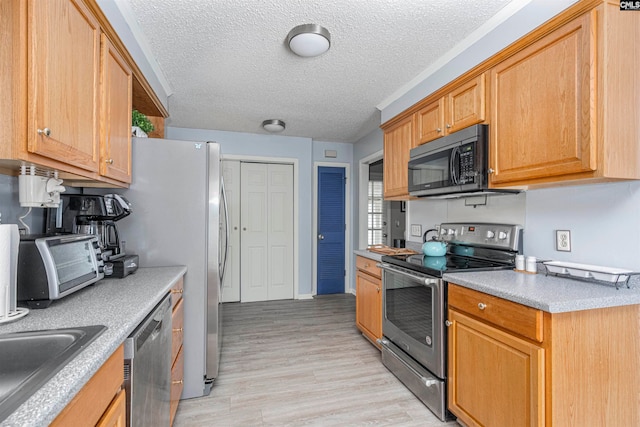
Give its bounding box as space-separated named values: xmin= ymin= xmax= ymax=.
xmin=381 ymin=263 xmax=446 ymax=379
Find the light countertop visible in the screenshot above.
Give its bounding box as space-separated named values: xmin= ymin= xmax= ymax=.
xmin=443 ymin=270 xmax=640 ymax=313
xmin=353 ymin=250 xmax=383 ymax=262
xmin=0 ymin=266 xmax=187 ymax=427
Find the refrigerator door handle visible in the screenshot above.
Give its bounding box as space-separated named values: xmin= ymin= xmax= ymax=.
xmin=219 ymin=175 xmax=230 ymax=289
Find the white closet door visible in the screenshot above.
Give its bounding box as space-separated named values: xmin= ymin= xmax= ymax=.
xmin=221 ymin=160 xmax=240 ymax=302
xmin=240 ymin=162 xmax=294 ymax=302
xmin=266 ymin=164 xmax=294 ymax=300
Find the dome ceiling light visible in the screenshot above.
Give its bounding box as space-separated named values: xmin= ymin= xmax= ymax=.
xmin=286 ymin=24 xmax=331 ymax=57
xmin=262 ymin=119 xmax=286 ymax=133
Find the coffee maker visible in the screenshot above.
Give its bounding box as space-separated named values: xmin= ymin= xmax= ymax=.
xmin=46 ymin=193 xmax=132 ymax=261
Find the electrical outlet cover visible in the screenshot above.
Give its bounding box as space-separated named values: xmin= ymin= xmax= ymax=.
xmin=556 ymin=230 xmax=571 ymax=252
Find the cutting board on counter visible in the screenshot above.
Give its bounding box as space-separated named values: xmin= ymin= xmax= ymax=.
xmin=366 ymin=245 xmax=418 ymax=255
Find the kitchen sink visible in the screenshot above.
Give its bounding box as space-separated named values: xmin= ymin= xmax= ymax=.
xmin=0 ymin=325 xmax=107 ymax=421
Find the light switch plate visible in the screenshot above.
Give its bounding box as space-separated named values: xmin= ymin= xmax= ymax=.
xmin=411 ymin=224 xmax=422 ymax=236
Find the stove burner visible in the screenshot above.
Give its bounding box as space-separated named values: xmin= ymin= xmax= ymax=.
xmin=382 ymin=252 xmax=514 ymax=277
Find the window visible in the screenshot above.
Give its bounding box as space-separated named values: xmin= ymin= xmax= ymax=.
xmin=368 ymin=180 xmax=383 ymax=245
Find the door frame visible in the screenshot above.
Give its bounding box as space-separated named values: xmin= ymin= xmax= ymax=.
xmin=358 ymin=150 xmax=383 ymax=249
xmin=312 ymin=162 xmax=351 ymax=296
xmin=224 ymin=154 xmax=300 ymax=299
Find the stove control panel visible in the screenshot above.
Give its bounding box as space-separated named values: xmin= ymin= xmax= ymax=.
xmin=439 ymin=222 xmax=523 ymax=252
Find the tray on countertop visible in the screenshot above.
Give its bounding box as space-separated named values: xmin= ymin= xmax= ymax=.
xmin=366 ymin=245 xmax=418 ymax=256
xmin=542 ymin=261 xmax=638 ymax=288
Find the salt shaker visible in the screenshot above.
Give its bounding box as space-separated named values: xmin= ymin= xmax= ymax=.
xmin=515 ymin=255 xmax=525 ymax=271
xmin=526 ymin=256 xmax=537 ymax=273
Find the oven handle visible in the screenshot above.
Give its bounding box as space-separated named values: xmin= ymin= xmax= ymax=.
xmin=377 ymin=338 xmax=440 ymax=388
xmin=378 ymin=263 xmax=440 ymax=286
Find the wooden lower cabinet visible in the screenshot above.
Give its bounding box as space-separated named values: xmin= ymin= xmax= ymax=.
xmin=447 ymin=283 xmax=640 ymax=427
xmin=51 ymin=345 xmax=124 ymax=426
xmin=170 ymin=277 xmax=185 ymax=425
xmin=355 ymin=256 xmax=382 ymax=347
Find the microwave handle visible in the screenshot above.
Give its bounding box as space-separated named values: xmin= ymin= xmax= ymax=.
xmin=450 ymin=146 xmax=461 ymax=185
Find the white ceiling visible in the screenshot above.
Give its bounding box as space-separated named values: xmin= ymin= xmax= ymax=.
xmin=124 ymin=0 xmax=518 ymax=142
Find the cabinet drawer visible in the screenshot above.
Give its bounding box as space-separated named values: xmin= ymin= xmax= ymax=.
xmin=448 ymin=283 xmax=543 ymax=342
xmin=170 ymin=346 xmax=184 ymax=426
xmin=172 ymin=297 xmax=184 ymax=362
xmin=356 ymin=256 xmax=381 ymax=278
xmin=170 ymin=277 xmax=184 ymax=308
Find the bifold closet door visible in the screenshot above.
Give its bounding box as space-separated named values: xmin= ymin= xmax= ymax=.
xmin=240 ymin=163 xmax=294 ymax=302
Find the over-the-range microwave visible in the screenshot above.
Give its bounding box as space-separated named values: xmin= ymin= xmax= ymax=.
xmin=408 ymin=124 xmax=518 ymax=198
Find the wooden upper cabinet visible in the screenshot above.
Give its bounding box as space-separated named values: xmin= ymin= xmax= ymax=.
xmin=383 ymin=115 xmax=414 ymax=199
xmin=489 ymin=14 xmax=595 ymax=186
xmin=28 ymin=0 xmax=101 ymax=173
xmin=415 ymin=74 xmax=486 ymax=145
xmin=100 ymin=34 xmax=132 ymax=183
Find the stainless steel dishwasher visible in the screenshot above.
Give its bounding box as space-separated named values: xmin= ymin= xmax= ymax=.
xmin=124 ymin=293 xmax=172 ymax=427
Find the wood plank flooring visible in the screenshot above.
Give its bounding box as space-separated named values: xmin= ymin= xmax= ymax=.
xmin=174 ymin=294 xmax=460 ymax=426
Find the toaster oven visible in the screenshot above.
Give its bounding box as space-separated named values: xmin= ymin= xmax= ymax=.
xmin=17 ymin=234 xmax=105 ymax=308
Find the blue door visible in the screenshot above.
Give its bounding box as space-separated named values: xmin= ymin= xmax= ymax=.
xmin=317 ymin=166 xmax=346 ymax=294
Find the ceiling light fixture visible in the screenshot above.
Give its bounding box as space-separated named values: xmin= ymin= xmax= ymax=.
xmin=262 ymin=119 xmax=286 ymax=133
xmin=286 ymin=24 xmax=331 ymax=57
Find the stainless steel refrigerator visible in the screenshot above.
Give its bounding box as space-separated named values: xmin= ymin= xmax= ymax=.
xmin=116 ymin=138 xmax=228 ymax=399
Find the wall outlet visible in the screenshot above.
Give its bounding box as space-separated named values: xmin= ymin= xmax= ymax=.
xmin=410 ymin=224 xmax=422 ymax=237
xmin=556 ymin=230 xmax=571 ymax=252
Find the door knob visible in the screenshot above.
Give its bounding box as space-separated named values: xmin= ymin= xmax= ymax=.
xmin=318 ymin=234 xmax=325 ymax=240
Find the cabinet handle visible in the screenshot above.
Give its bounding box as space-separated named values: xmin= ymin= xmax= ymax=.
xmin=478 ymin=303 xmax=487 ymax=310
xmin=445 ymin=320 xmax=452 ymax=327
xmin=37 ymin=127 xmax=51 ymax=137
xmin=105 ymin=158 xmax=114 ymax=164
xmin=173 ymin=327 xmax=183 ymax=333
xmin=171 ymin=289 xmax=184 ymax=294
xmin=487 ymin=168 xmax=495 ymax=174
xmin=376 ymin=287 xmax=380 ymax=292
xmin=172 ymin=380 xmax=184 ymax=385
xmin=446 ymin=123 xmax=451 ymax=129
xmin=436 ymin=128 xmax=442 ymax=133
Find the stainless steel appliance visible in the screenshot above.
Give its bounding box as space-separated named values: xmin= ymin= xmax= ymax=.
xmin=16 ymin=234 xmax=105 ymax=308
xmin=379 ymin=222 xmax=522 ymax=421
xmin=124 ymin=293 xmax=172 ymax=427
xmin=408 ymin=124 xmax=518 ymax=198
xmin=115 ymin=138 xmax=229 ymax=398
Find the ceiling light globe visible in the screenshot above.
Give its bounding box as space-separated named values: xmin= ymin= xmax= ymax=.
xmin=262 ymin=119 xmax=286 ymax=133
xmin=287 ymin=24 xmax=331 ymax=57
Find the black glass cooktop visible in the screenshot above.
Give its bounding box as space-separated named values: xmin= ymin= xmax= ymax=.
xmin=381 ymin=252 xmax=514 ymax=278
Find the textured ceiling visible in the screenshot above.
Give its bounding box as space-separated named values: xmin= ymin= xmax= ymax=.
xmin=125 ymin=0 xmax=515 ymax=142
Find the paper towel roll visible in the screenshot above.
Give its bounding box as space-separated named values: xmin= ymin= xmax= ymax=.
xmin=0 ymin=224 xmax=19 ymax=319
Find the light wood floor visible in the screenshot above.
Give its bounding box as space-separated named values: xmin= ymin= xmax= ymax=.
xmin=174 ymin=294 xmax=461 ymax=426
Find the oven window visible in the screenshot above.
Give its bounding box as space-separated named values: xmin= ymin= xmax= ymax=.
xmin=48 ymin=241 xmax=97 ymax=290
xmin=385 ymin=273 xmax=434 ymax=347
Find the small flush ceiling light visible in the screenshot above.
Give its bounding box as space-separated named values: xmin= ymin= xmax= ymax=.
xmin=262 ymin=119 xmax=286 ymax=133
xmin=287 ymin=24 xmax=331 ymax=57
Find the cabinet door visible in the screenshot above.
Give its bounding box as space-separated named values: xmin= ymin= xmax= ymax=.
xmin=414 ymin=98 xmax=445 ymax=145
xmin=28 ymin=0 xmax=100 ymax=172
xmin=448 ymin=308 xmax=544 ymax=427
xmin=96 ymin=389 xmax=126 ymax=427
xmin=490 ymin=13 xmax=595 ymax=185
xmin=383 ymin=115 xmax=414 ymax=199
xmin=355 ymin=270 xmax=382 ymax=344
xmin=100 ymin=34 xmax=132 ymax=183
xmin=447 ymin=73 xmax=486 ymax=134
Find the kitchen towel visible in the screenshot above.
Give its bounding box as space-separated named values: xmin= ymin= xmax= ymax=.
xmin=0 ymin=224 xmax=19 ymax=320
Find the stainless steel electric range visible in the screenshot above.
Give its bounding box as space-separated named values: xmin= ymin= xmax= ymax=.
xmin=378 ymin=222 xmax=523 ymax=421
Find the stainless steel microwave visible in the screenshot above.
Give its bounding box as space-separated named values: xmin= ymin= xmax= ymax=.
xmin=408 ymin=124 xmax=517 ymax=198
xmin=17 ymin=234 xmax=105 ymax=308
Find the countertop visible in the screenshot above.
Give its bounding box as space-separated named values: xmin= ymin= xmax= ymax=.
xmin=0 ymin=266 xmax=187 ymax=427
xmin=353 ymin=249 xmax=383 ymax=262
xmin=444 ymin=270 xmax=640 ymax=313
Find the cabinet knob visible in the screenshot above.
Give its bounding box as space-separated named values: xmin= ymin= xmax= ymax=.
xmin=171 ymin=288 xmax=184 ymax=294
xmin=105 ymin=159 xmax=114 ymax=164
xmin=376 ymin=287 xmax=380 ymax=292
xmin=37 ymin=127 xmax=51 ymax=137
xmin=436 ymin=128 xmax=442 ymax=133
xmin=478 ymin=303 xmax=487 ymax=310
xmin=445 ymin=320 xmax=452 ymax=327
xmin=446 ymin=124 xmax=451 ymax=129
xmin=487 ymin=168 xmax=495 ymax=174
xmin=173 ymin=327 xmax=183 ymax=333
